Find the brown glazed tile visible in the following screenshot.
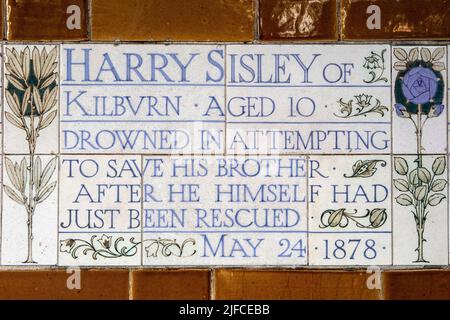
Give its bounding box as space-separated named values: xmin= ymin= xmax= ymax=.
xmin=131 ymin=269 xmax=210 ymax=300
xmin=384 ymin=271 xmax=450 ymax=300
xmin=91 ymin=0 xmax=254 ymax=41
xmin=7 ymin=0 xmax=88 ymax=40
xmin=214 ymin=269 xmax=380 ymax=300
xmin=341 ymin=0 xmax=450 ymax=40
xmin=259 ymin=0 xmax=338 ymax=41
xmin=0 ymin=270 xmax=129 ymax=300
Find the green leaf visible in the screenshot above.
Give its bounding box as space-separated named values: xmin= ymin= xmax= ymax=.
xmin=4 ymin=157 xmax=21 ymax=191
xmin=393 ymin=179 xmax=409 ymax=192
xmin=36 ymin=181 xmax=57 ymax=203
xmin=409 ymin=48 xmax=419 ymax=61
xmin=431 ymin=179 xmax=447 ymax=192
xmin=5 ymin=91 xmax=21 ymax=118
xmin=409 ymin=169 xmax=419 ymax=186
xmin=32 ymin=47 xmax=41 ymax=79
xmin=428 ymin=193 xmax=446 ymax=207
xmin=6 ymin=74 xmax=25 ymax=91
xmin=414 ymin=185 xmax=427 ymax=201
xmin=4 ymin=185 xmax=23 ymax=205
xmin=328 ymin=209 xmax=344 ymax=227
xmin=39 ymin=110 xmax=57 ymax=130
xmin=432 ymin=156 xmax=446 ymax=175
xmin=394 ymin=48 xmax=408 ymax=61
xmin=421 ymin=48 xmax=432 ymax=62
xmin=369 ymin=209 xmax=387 ymax=228
xmin=39 ymin=157 xmax=57 ymax=189
xmin=396 ymin=194 xmax=413 ymax=206
xmin=432 ymin=47 xmax=445 ymax=61
xmin=417 ymin=167 xmax=432 ymax=183
xmin=394 ymin=157 xmax=408 ymax=175
xmin=432 ymin=62 xmax=445 ymax=72
xmin=5 ymin=112 xmax=24 ymax=130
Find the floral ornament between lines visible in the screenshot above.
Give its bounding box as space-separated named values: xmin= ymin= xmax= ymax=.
xmin=60 ymin=235 xmax=196 ymax=259
xmin=363 ymin=49 xmax=388 ymax=83
xmin=334 ymin=94 xmax=388 ymax=118
xmin=320 ymin=208 xmax=387 ymax=229
xmin=344 ymin=159 xmax=387 ymax=178
xmin=145 ymin=238 xmax=197 ymax=258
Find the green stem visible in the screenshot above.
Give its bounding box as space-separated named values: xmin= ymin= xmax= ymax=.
xmin=414 ymin=105 xmax=428 ymax=263
xmin=24 ymin=91 xmax=37 ymax=264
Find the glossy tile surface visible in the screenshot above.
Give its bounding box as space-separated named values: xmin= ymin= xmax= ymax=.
xmin=7 ymin=0 xmax=88 ymax=40
xmin=341 ymin=0 xmax=450 ymax=40
xmin=259 ymin=0 xmax=338 ymax=41
xmin=214 ymin=269 xmax=381 ymax=299
xmin=131 ymin=269 xmax=210 ymax=300
xmin=91 ymin=0 xmax=254 ymax=41
xmin=0 ymin=270 xmax=129 ymax=299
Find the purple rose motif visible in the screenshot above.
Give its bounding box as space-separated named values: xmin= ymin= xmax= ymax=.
xmin=401 ymin=66 xmax=438 ymax=105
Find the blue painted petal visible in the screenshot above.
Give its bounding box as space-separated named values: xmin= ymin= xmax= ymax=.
xmin=395 ymin=103 xmax=408 ymax=117
xmin=402 ymin=82 xmax=415 ymax=100
xmin=411 ymin=91 xmax=430 ymax=105
xmin=428 ymin=78 xmax=438 ymax=97
xmin=418 ymin=66 xmax=437 ymax=80
xmin=434 ymin=104 xmax=445 ymax=117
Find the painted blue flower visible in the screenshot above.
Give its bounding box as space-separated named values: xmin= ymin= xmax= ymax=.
xmin=394 ymin=103 xmax=410 ymax=118
xmin=401 ymin=66 xmax=438 ymax=105
xmin=428 ymin=104 xmax=445 ymax=118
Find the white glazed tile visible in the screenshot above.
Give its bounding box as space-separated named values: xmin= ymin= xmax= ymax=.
xmin=1 ymin=155 xmax=58 ymax=265
xmin=392 ymin=46 xmax=447 ymax=154
xmin=226 ymin=44 xmax=391 ymax=155
xmin=60 ymin=44 xmax=225 ymax=155
xmin=3 ymin=44 xmax=59 ymax=155
xmin=308 ymin=155 xmax=392 ymax=266
xmin=142 ymin=156 xmax=307 ymax=266
xmin=393 ymin=155 xmax=448 ymax=265
xmin=58 ymin=155 xmax=141 ymax=266
xmin=0 ymin=43 xmax=449 ymax=268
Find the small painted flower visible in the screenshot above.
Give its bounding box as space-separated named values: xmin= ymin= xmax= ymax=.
xmin=363 ymin=55 xmax=380 ymax=70
xmin=98 ymin=234 xmax=112 ymax=249
xmin=428 ymin=104 xmax=445 ymax=118
xmin=354 ymin=94 xmax=372 ymax=109
xmin=401 ymin=66 xmax=438 ymax=105
xmin=60 ymin=239 xmax=75 ymax=253
xmin=394 ymin=103 xmax=411 ymax=118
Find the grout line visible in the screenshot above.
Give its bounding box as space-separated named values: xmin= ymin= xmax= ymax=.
xmin=87 ymin=0 xmax=92 ymax=40
xmin=0 ymin=42 xmax=3 ymax=265
xmin=253 ymin=0 xmax=259 ymax=42
xmin=129 ymin=269 xmax=134 ymax=300
xmin=306 ymin=155 xmax=310 ymax=266
xmin=140 ymin=154 xmax=144 ymax=267
xmin=3 ymin=0 xmax=6 ymax=40
xmin=380 ymin=270 xmax=385 ymax=300
xmin=337 ymin=0 xmax=342 ymax=41
xmin=390 ymin=44 xmax=394 ymax=267
xmin=224 ymin=44 xmax=227 ymax=156
xmin=210 ymin=268 xmax=215 ymax=300
xmin=57 ymin=43 xmax=61 ymax=267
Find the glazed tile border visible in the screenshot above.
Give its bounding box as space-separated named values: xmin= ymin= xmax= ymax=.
xmin=0 ymin=43 xmax=449 ymax=267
